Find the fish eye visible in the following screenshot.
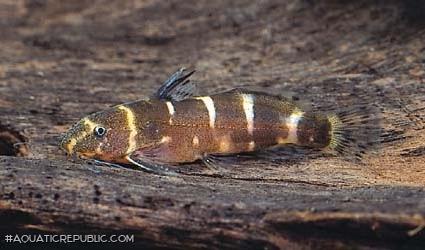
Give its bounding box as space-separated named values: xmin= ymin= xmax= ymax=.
xmin=94 ymin=126 xmax=106 ymax=137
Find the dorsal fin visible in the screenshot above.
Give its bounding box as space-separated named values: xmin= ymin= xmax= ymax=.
xmin=155 ymin=68 xmax=196 ymax=101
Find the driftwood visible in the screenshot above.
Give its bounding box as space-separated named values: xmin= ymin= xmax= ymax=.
xmin=0 ymin=0 xmax=424 ymax=249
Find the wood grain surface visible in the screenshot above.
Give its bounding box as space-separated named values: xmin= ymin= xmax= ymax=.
xmin=0 ymin=0 xmax=424 ymax=249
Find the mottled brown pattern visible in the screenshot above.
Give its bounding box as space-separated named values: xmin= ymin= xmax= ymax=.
xmin=127 ymin=100 xmax=169 ymax=143
xmin=252 ymin=93 xmax=295 ymax=148
xmin=171 ymin=99 xmax=212 ymax=128
xmin=211 ymin=91 xmax=252 ymax=153
xmin=296 ymin=113 xmax=331 ymax=148
xmin=123 ymin=90 xmax=307 ymax=163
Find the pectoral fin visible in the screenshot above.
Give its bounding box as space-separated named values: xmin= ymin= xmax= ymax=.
xmin=125 ymin=155 xmax=177 ymax=176
xmin=126 ymin=142 xmax=179 ymax=176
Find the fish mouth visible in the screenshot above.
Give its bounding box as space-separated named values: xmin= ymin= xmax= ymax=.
xmin=78 ymin=152 xmax=96 ymax=159
xmin=60 ymin=121 xmax=88 ymax=155
xmin=60 ymin=134 xmax=75 ymax=155
xmin=64 ymin=150 xmax=96 ymax=162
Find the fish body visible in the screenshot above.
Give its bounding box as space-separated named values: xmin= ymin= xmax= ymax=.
xmin=61 ymin=69 xmax=379 ymax=174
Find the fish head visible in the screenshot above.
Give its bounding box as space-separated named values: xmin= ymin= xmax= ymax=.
xmin=60 ymin=106 xmax=136 ymax=162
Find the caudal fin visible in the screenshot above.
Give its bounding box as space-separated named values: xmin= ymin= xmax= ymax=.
xmin=327 ymin=106 xmax=382 ymax=160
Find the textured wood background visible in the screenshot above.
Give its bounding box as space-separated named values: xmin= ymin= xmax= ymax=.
xmin=0 ymin=0 xmax=424 ymax=249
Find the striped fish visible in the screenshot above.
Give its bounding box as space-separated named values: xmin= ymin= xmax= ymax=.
xmin=61 ymin=68 xmax=380 ymax=174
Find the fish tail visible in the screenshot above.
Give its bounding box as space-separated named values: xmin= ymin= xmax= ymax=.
xmin=327 ymin=105 xmax=382 ymax=160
